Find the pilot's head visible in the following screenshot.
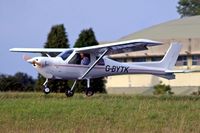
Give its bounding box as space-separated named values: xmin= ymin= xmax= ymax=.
xmin=80 ymin=53 xmax=85 ymax=58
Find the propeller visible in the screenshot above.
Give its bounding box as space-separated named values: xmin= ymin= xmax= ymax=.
xmin=23 ymin=54 xmax=43 ymax=67
xmin=23 ymin=54 xmax=32 ymax=61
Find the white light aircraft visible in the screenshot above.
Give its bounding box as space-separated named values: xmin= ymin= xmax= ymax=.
xmin=10 ymin=39 xmax=182 ymax=97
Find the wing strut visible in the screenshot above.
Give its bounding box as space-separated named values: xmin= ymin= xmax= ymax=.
xmin=79 ymin=48 xmax=109 ymax=80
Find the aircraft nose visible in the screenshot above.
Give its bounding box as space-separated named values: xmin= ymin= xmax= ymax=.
xmin=27 ymin=58 xmax=43 ymax=67
xmin=27 ymin=58 xmax=34 ymax=64
xmin=23 ymin=55 xmax=44 ymax=67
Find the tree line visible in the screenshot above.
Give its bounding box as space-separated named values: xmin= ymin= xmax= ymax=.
xmin=0 ymin=72 xmax=35 ymax=92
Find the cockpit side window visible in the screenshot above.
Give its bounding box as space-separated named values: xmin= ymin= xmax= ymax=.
xmin=68 ymin=53 xmax=81 ymax=64
xmin=59 ymin=50 xmax=73 ymax=60
xmin=96 ymin=56 xmax=105 ymax=66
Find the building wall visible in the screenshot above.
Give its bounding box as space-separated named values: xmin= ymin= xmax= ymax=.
xmin=106 ymin=73 xmax=200 ymax=95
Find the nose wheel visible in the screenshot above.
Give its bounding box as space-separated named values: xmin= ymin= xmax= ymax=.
xmin=43 ymin=86 xmax=50 ymax=94
xmin=43 ymin=79 xmax=50 ymax=95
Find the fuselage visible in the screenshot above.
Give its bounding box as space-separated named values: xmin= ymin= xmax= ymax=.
xmin=30 ymin=56 xmax=166 ymax=80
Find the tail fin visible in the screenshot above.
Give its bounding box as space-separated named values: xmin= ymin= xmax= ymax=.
xmin=151 ymin=43 xmax=181 ymax=80
xmin=132 ymin=43 xmax=182 ymax=79
xmin=135 ymin=43 xmax=182 ymax=71
xmin=159 ymin=43 xmax=182 ymax=70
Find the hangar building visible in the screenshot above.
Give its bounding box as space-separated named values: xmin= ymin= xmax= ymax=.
xmin=105 ymin=15 xmax=200 ymax=95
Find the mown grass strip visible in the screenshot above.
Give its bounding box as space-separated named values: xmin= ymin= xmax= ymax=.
xmin=0 ymin=92 xmax=199 ymax=133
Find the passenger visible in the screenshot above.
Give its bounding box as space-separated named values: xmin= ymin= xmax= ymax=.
xmin=80 ymin=53 xmax=90 ymax=65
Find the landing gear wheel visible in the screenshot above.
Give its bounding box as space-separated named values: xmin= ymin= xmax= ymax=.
xmin=65 ymin=90 xmax=74 ymax=97
xmin=43 ymin=86 xmax=50 ymax=94
xmin=85 ymin=87 xmax=94 ymax=97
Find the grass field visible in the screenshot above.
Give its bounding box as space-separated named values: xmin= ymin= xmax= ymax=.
xmin=0 ymin=92 xmax=199 ymax=133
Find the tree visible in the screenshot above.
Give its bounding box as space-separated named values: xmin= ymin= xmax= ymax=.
xmin=177 ymin=0 xmax=200 ymax=17
xmin=74 ymin=28 xmax=106 ymax=93
xmin=45 ymin=24 xmax=70 ymax=56
xmin=35 ymin=24 xmax=70 ymax=92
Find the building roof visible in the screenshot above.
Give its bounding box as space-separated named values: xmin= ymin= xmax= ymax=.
xmin=119 ymin=15 xmax=200 ymax=41
xmin=111 ymin=15 xmax=200 ymax=58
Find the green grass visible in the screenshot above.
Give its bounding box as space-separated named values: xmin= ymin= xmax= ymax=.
xmin=0 ymin=92 xmax=199 ymax=133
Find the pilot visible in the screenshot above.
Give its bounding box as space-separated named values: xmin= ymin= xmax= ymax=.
xmin=80 ymin=53 xmax=90 ymax=65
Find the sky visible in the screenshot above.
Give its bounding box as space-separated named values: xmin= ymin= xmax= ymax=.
xmin=0 ymin=0 xmax=179 ymax=78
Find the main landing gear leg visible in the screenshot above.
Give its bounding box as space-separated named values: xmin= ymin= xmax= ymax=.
xmin=43 ymin=79 xmax=50 ymax=94
xmin=85 ymin=79 xmax=94 ymax=97
xmin=65 ymin=80 xmax=77 ymax=97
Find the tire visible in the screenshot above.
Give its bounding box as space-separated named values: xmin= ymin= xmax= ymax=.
xmin=65 ymin=90 xmax=74 ymax=97
xmin=85 ymin=87 xmax=94 ymax=97
xmin=43 ymin=87 xmax=50 ymax=94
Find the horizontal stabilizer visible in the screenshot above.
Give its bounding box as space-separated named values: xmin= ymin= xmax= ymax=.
xmin=166 ymin=69 xmax=200 ymax=73
xmin=153 ymin=73 xmax=175 ymax=80
xmin=165 ymin=70 xmax=194 ymax=73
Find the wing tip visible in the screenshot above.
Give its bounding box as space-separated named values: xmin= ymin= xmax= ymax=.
xmin=9 ymin=48 xmax=16 ymax=52
xmin=125 ymin=38 xmax=163 ymax=44
xmin=9 ymin=48 xmax=24 ymax=52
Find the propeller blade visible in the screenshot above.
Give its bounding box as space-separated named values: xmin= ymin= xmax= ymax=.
xmin=23 ymin=54 xmax=32 ymax=61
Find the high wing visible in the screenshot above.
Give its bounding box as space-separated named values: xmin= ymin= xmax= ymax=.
xmin=76 ymin=39 xmax=162 ymax=54
xmin=9 ymin=39 xmax=162 ymax=54
xmin=9 ymin=48 xmax=68 ymax=53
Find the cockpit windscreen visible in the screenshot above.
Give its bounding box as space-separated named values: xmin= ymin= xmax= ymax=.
xmin=58 ymin=50 xmax=73 ymax=60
